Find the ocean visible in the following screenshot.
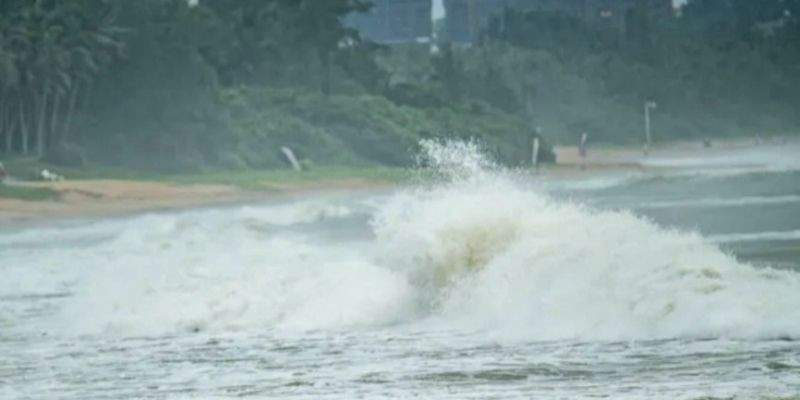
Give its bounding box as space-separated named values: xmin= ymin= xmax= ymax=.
xmin=2 ymin=141 xmax=799 ymax=399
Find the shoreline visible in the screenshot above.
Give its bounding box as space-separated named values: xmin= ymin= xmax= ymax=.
xmin=0 ymin=138 xmax=793 ymax=225
xmin=0 ymin=177 xmax=397 ymax=226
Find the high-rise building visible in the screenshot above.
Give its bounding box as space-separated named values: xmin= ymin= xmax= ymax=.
xmin=442 ymin=0 xmax=673 ymax=43
xmin=345 ymin=0 xmax=433 ymax=44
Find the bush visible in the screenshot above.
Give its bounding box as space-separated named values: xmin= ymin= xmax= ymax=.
xmin=218 ymin=88 xmax=435 ymax=167
xmin=212 ymin=87 xmax=558 ymax=168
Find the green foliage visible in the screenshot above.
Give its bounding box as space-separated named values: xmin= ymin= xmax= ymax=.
xmin=78 ymin=0 xmax=222 ymax=171
xmin=218 ymin=88 xmax=432 ymax=167
xmin=0 ymin=184 xmax=59 ymax=201
xmin=197 ymin=0 xmax=375 ymax=91
xmin=472 ymin=5 xmax=800 ymax=144
xmin=0 ymin=0 xmax=125 ymax=156
xmin=4 ymin=0 xmax=798 ymax=173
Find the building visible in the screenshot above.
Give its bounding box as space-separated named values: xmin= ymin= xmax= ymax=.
xmin=442 ymin=0 xmax=673 ymax=43
xmin=345 ymin=0 xmax=433 ymax=44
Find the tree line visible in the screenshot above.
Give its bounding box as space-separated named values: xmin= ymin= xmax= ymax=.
xmin=0 ymin=0 xmax=379 ymax=164
xmin=452 ymin=0 xmax=800 ymax=143
xmin=0 ymin=0 xmax=797 ymax=170
xmin=0 ymin=0 xmax=123 ymax=157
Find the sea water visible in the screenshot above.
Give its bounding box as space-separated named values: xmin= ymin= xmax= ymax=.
xmin=2 ymin=141 xmax=799 ymax=399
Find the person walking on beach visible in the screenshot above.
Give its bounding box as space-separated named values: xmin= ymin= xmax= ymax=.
xmin=0 ymin=162 xmax=6 ymax=184
xmin=578 ymin=132 xmax=588 ymax=170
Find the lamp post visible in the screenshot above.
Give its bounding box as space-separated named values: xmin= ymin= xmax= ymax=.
xmin=644 ymin=100 xmax=657 ymax=156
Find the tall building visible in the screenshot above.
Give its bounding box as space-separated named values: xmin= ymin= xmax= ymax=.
xmin=442 ymin=0 xmax=673 ymax=43
xmin=345 ymin=0 xmax=433 ymax=44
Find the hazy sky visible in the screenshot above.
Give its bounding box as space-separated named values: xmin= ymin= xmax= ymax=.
xmin=432 ymin=0 xmax=690 ymax=19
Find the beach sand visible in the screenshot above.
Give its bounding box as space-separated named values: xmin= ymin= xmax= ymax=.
xmin=0 ymin=177 xmax=388 ymax=224
xmin=0 ymin=180 xmax=243 ymax=224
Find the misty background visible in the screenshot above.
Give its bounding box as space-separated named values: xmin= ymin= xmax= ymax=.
xmin=0 ymin=0 xmax=798 ymax=171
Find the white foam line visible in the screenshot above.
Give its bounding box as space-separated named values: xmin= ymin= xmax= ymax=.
xmin=640 ymin=195 xmax=800 ymax=209
xmin=710 ymin=230 xmax=800 ymax=243
xmin=640 ymin=144 xmax=800 ymax=171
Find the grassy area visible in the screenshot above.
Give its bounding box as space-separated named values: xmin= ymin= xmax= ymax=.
xmin=162 ymin=166 xmax=414 ymax=191
xmin=1 ymin=156 xmax=414 ymax=192
xmin=0 ymin=184 xmax=60 ymax=201
xmin=3 ymin=158 xmax=163 ymax=181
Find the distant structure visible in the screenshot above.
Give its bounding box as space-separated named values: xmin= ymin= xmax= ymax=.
xmin=442 ymin=0 xmax=673 ymax=43
xmin=344 ymin=0 xmax=433 ymax=44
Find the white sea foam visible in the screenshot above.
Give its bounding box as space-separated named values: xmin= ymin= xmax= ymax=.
xmin=544 ymin=143 xmax=800 ymax=193
xmin=641 ymin=143 xmax=800 ymax=173
xmin=638 ymin=195 xmax=800 ymax=209
xmin=540 ymin=172 xmax=648 ymax=192
xmin=710 ymin=229 xmax=800 ymax=244
xmin=7 ymin=141 xmax=800 ymax=341
xmin=373 ymin=143 xmax=800 ymax=340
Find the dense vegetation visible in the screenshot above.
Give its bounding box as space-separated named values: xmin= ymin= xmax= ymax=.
xmin=476 ymin=0 xmax=800 ymax=143
xmin=0 ymin=0 xmax=798 ymax=171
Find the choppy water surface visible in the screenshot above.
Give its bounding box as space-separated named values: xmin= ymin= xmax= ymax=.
xmin=2 ymin=142 xmax=800 ymax=399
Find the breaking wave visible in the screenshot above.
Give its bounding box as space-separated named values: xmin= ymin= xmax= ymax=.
xmin=36 ymin=141 xmax=800 ymax=340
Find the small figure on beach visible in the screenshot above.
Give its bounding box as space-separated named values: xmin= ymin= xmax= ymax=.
xmin=703 ymin=138 xmax=712 ymax=148
xmin=0 ymin=162 xmax=6 ymax=183
xmin=578 ymin=132 xmax=589 ymax=170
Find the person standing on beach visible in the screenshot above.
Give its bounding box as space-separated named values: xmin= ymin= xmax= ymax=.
xmin=578 ymin=132 xmax=589 ymax=170
xmin=0 ymin=162 xmax=6 ymax=183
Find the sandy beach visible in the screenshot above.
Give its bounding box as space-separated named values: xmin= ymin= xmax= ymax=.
xmin=0 ymin=180 xmax=242 ymax=224
xmin=0 ymin=176 xmax=392 ymax=225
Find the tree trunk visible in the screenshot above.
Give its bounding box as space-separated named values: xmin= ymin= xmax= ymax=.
xmin=19 ymin=101 xmax=29 ymax=155
xmin=35 ymin=85 xmax=50 ymax=157
xmin=6 ymin=115 xmax=17 ymax=154
xmin=0 ymin=99 xmax=6 ymax=153
xmin=49 ymin=91 xmax=62 ymax=148
xmin=61 ymin=83 xmax=80 ymax=143
xmin=321 ymin=50 xmax=332 ymax=96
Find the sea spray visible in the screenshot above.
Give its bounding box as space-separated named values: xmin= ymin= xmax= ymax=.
xmin=416 ymin=138 xmax=496 ymax=181
xmin=375 ymin=139 xmax=800 ymax=339
xmin=46 ymin=140 xmax=800 ymax=340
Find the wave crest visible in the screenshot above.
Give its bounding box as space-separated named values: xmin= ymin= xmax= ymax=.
xmin=42 ymin=140 xmax=800 ymax=340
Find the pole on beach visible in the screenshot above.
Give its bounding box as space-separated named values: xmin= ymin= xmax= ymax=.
xmin=579 ymin=132 xmax=588 ymax=170
xmin=532 ymin=126 xmax=542 ymax=171
xmin=644 ymin=101 xmax=657 ymax=156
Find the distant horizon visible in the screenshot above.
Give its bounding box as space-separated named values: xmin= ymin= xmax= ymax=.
xmin=432 ymin=0 xmax=690 ymax=20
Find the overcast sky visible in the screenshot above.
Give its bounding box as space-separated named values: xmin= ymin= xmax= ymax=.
xmin=432 ymin=0 xmax=690 ymax=19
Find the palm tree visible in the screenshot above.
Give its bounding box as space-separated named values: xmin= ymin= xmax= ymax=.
xmin=56 ymin=2 xmax=125 ymax=146
xmin=0 ymin=29 xmax=21 ymax=153
xmin=0 ymin=0 xmax=123 ymax=156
